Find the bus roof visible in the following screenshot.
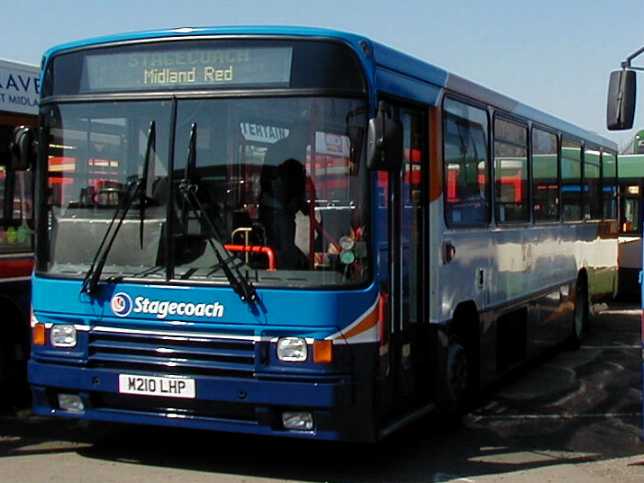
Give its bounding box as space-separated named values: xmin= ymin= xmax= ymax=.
xmin=620 ymin=129 xmax=644 ymax=154
xmin=41 ymin=26 xmax=616 ymax=150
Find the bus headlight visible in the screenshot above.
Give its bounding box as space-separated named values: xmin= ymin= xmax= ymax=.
xmin=276 ymin=337 xmax=307 ymax=362
xmin=50 ymin=325 xmax=77 ymax=348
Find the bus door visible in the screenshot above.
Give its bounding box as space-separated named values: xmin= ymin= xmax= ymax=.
xmin=387 ymin=104 xmax=429 ymax=409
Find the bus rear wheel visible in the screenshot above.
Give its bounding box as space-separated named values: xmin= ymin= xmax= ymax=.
xmin=436 ymin=337 xmax=470 ymax=419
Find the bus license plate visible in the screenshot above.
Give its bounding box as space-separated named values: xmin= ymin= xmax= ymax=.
xmin=118 ymin=374 xmax=196 ymax=399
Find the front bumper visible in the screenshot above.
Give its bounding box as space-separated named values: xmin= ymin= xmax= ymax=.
xmin=29 ymin=360 xmax=373 ymax=441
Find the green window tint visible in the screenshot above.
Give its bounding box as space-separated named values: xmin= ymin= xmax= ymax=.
xmin=602 ymin=152 xmax=618 ymax=220
xmin=532 ymin=128 xmax=559 ymax=222
xmin=561 ymin=139 xmax=582 ymax=221
xmin=584 ymin=148 xmax=602 ymax=220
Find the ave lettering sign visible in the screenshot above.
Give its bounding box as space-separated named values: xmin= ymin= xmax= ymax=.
xmin=0 ymin=59 xmax=39 ymax=115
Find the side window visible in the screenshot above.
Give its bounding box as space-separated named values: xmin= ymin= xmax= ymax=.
xmin=584 ymin=148 xmax=602 ymax=220
xmin=0 ymin=124 xmax=33 ymax=254
xmin=532 ymin=128 xmax=559 ymax=222
xmin=602 ymin=152 xmax=618 ymax=220
xmin=494 ymin=117 xmax=528 ymax=223
xmin=443 ymin=98 xmax=489 ymax=226
xmin=621 ymin=188 xmax=640 ymax=234
xmin=561 ymin=138 xmax=582 ymax=221
xmin=0 ymin=168 xmax=33 ymax=253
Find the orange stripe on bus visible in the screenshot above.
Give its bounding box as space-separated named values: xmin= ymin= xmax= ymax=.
xmin=429 ymin=107 xmax=443 ymax=202
xmin=342 ymin=306 xmax=379 ymax=340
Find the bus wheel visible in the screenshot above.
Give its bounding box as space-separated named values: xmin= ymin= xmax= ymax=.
xmin=568 ymin=277 xmax=588 ymax=349
xmin=437 ymin=338 xmax=470 ymax=418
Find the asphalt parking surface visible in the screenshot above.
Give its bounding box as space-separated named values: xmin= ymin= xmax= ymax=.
xmin=0 ymin=303 xmax=642 ymax=482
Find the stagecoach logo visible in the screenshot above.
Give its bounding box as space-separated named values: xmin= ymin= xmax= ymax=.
xmin=111 ymin=292 xmax=133 ymax=318
xmin=109 ymin=292 xmax=225 ymax=320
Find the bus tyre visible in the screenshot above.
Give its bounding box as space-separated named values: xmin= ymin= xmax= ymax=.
xmin=437 ymin=339 xmax=470 ymax=419
xmin=568 ymin=278 xmax=588 ymax=350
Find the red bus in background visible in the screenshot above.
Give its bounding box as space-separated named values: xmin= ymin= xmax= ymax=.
xmin=0 ymin=58 xmax=38 ymax=406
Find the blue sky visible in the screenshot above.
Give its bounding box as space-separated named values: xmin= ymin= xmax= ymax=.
xmin=4 ymin=0 xmax=644 ymax=147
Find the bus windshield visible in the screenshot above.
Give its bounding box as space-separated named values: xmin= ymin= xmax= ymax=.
xmin=41 ymin=96 xmax=369 ymax=287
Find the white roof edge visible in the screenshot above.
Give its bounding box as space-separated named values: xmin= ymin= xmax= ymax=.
xmin=0 ymin=58 xmax=39 ymax=71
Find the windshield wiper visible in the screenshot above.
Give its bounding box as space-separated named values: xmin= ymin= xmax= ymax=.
xmin=81 ymin=121 xmax=156 ymax=295
xmin=178 ymin=122 xmax=258 ymax=304
xmin=139 ymin=122 xmax=155 ymax=248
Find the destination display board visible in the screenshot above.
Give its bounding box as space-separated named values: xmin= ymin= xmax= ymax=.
xmin=82 ymin=46 xmax=293 ymax=92
xmin=46 ymin=40 xmax=366 ymax=96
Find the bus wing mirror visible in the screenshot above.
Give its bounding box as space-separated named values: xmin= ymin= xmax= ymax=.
xmin=367 ymin=102 xmax=403 ymax=171
xmin=10 ymin=126 xmax=36 ymax=171
xmin=607 ymin=69 xmax=637 ymax=131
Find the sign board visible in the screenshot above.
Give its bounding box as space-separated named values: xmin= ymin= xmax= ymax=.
xmin=0 ymin=59 xmax=39 ymax=116
xmin=315 ymin=131 xmax=350 ymax=157
xmin=240 ymin=122 xmax=289 ymax=144
xmin=81 ymin=46 xmax=293 ymax=92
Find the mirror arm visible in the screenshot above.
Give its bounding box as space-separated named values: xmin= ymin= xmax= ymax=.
xmin=622 ymin=46 xmax=644 ymax=69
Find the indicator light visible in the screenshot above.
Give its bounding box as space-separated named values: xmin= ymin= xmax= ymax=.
xmin=313 ymin=340 xmax=333 ymax=364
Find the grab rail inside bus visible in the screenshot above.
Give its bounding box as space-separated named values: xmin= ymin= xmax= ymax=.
xmin=224 ymin=244 xmax=276 ymax=271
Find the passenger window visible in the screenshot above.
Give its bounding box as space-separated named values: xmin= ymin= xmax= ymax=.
xmin=584 ymin=148 xmax=602 ymax=220
xmin=532 ymin=128 xmax=559 ymax=222
xmin=494 ymin=117 xmax=528 ymax=223
xmin=602 ymin=152 xmax=618 ymax=220
xmin=622 ymin=194 xmax=640 ymax=234
xmin=561 ymin=139 xmax=582 ymax=221
xmin=443 ymin=98 xmax=489 ymax=226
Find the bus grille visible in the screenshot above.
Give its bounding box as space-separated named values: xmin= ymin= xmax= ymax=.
xmin=87 ymin=327 xmax=257 ymax=378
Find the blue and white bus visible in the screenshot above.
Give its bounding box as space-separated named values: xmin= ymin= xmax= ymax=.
xmin=26 ymin=27 xmax=618 ymax=441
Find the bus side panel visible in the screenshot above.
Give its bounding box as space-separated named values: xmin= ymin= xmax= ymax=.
xmin=587 ymin=221 xmax=619 ymax=301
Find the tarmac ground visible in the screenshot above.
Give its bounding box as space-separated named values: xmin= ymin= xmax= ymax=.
xmin=0 ymin=303 xmax=642 ymax=482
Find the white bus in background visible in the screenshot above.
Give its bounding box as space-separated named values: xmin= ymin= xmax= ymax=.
xmin=0 ymin=58 xmax=38 ymax=406
xmin=617 ymin=152 xmax=644 ymax=299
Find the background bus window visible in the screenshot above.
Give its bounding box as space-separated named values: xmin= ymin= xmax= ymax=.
xmin=494 ymin=117 xmax=528 ymax=223
xmin=584 ymin=148 xmax=602 ymax=220
xmin=602 ymin=152 xmax=618 ymax=220
xmin=0 ymin=125 xmax=33 ymax=254
xmin=532 ymin=128 xmax=559 ymax=222
xmin=561 ymin=139 xmax=582 ymax=221
xmin=443 ymin=98 xmax=489 ymax=226
xmin=621 ymin=187 xmax=640 ymax=234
